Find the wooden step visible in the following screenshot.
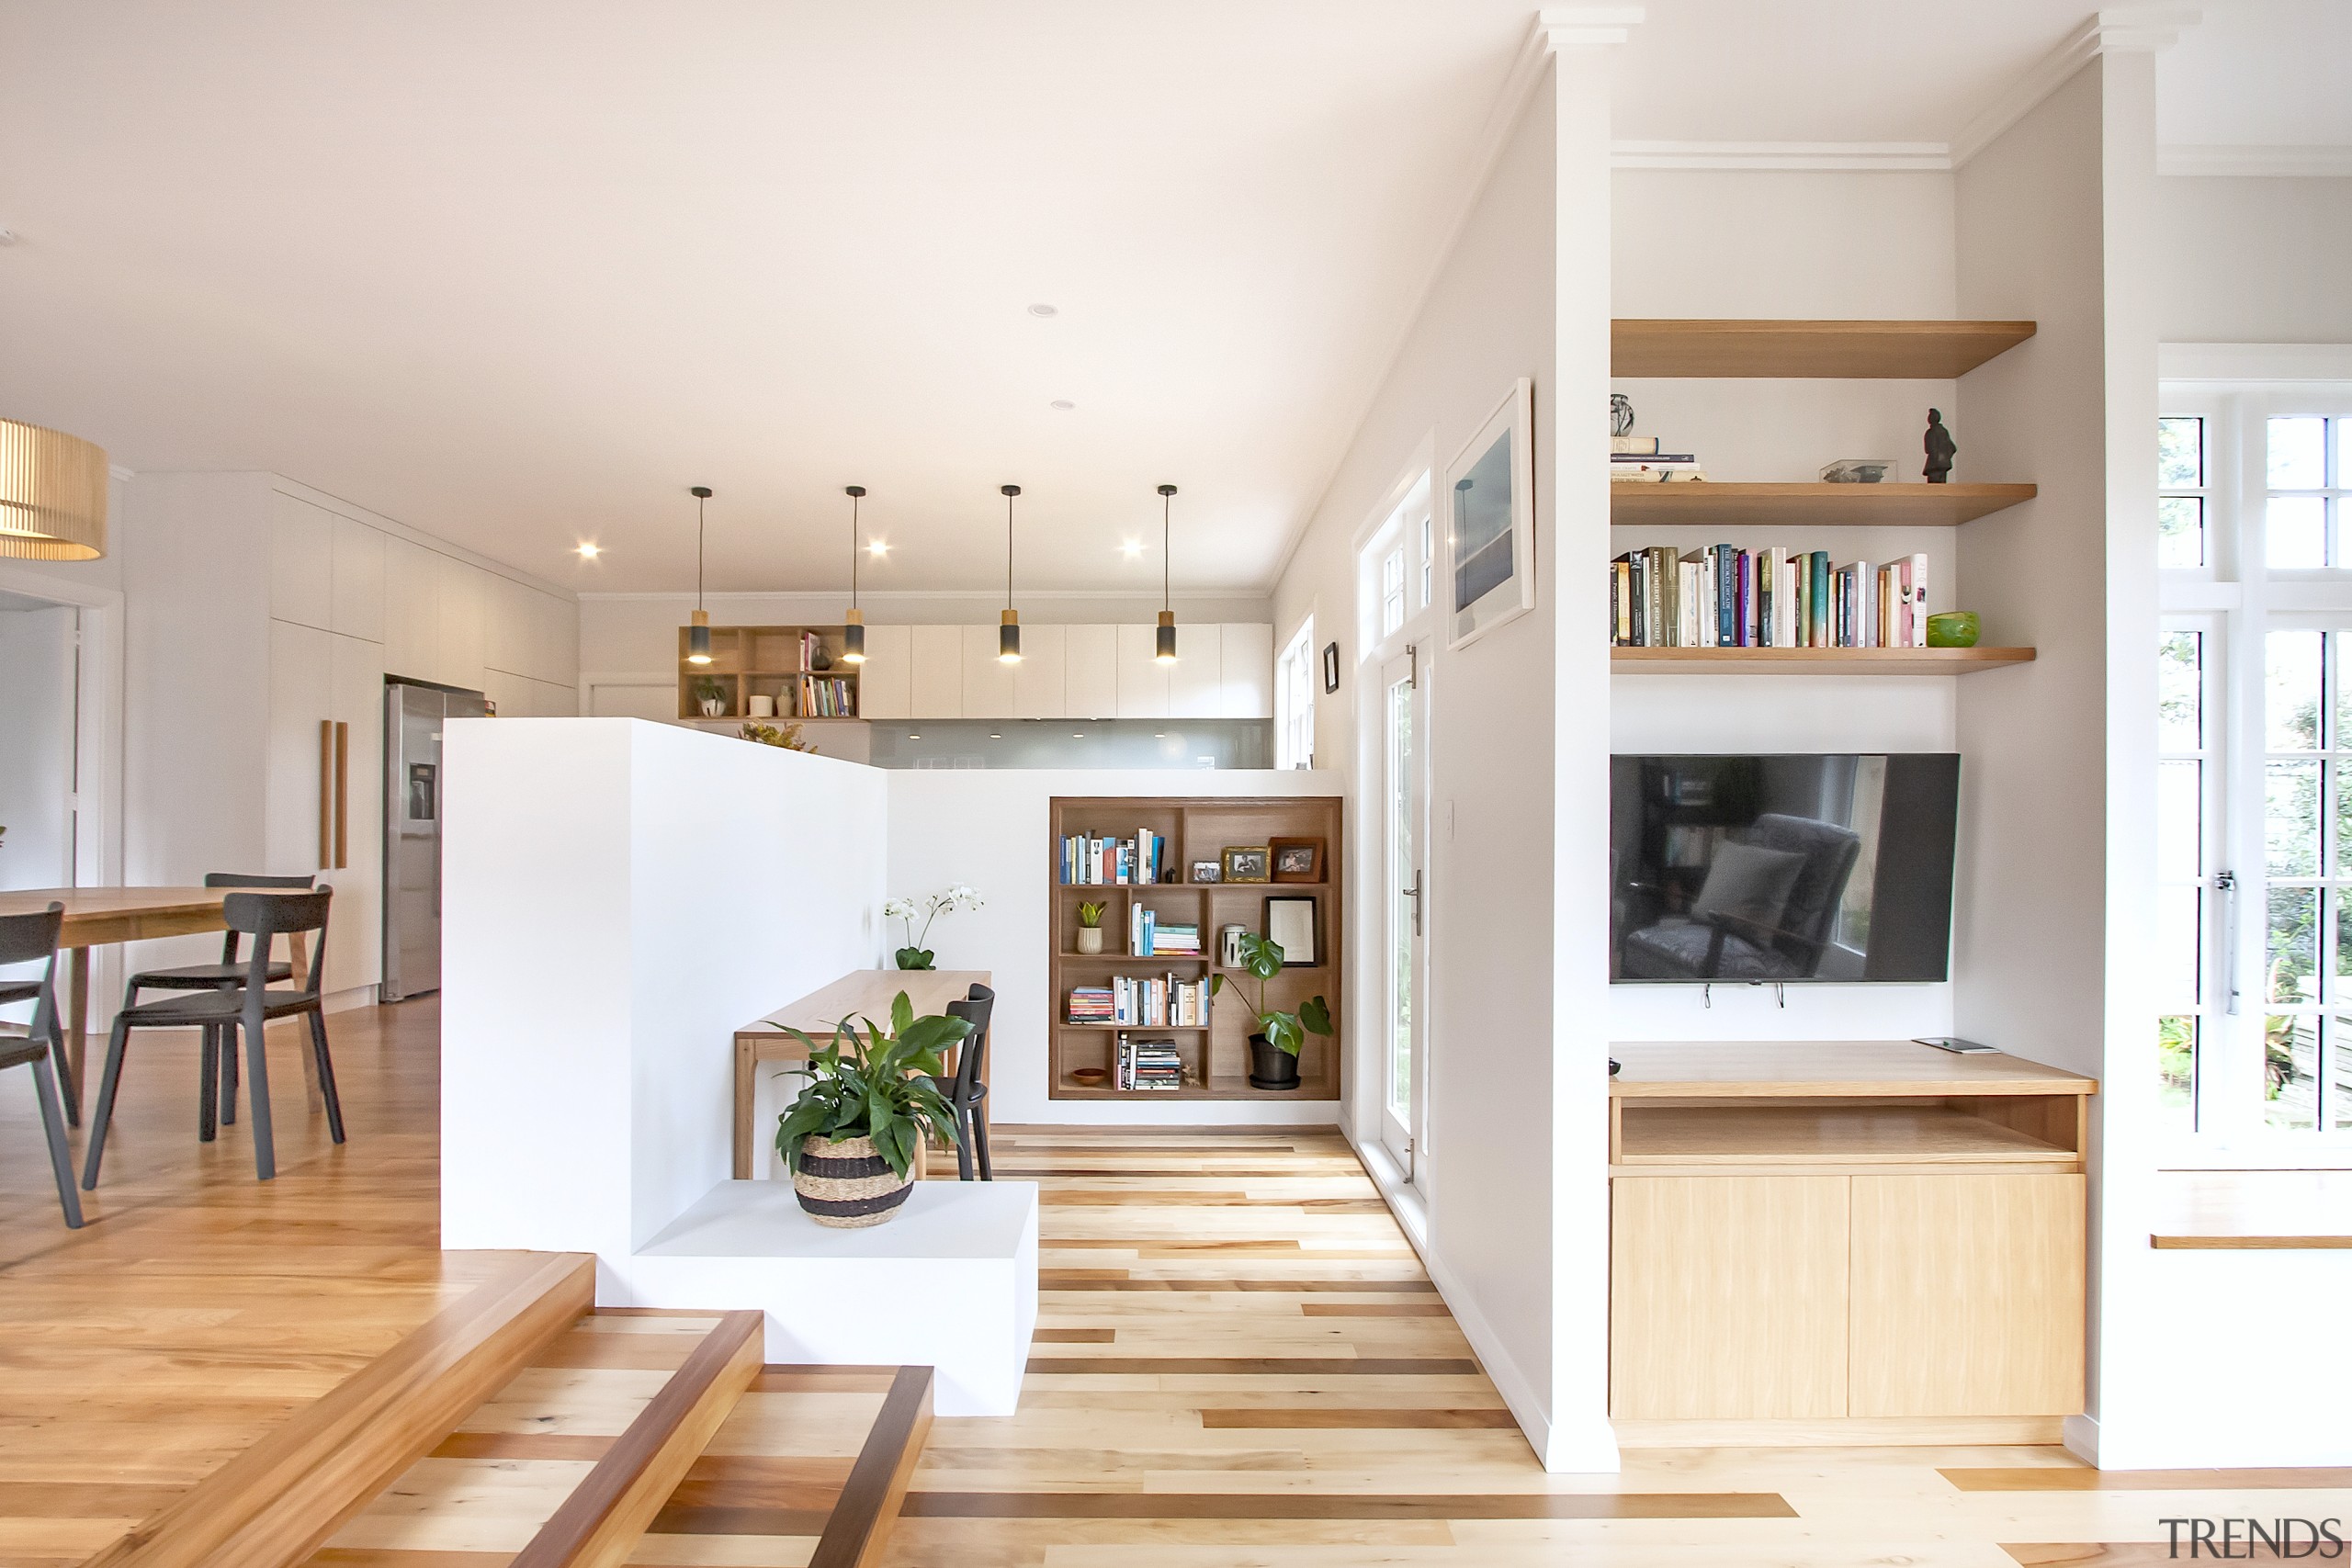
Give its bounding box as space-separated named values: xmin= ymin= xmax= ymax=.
xmin=84 ymin=1249 xmax=594 ymax=1568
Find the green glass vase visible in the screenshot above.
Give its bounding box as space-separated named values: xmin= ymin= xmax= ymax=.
xmin=1925 ymin=611 xmax=1980 ymax=648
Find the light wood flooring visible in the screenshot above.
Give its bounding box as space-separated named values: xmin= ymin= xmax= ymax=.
xmin=4 ymin=1000 xmax=2347 ymax=1566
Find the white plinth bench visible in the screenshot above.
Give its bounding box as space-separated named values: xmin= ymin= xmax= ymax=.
xmin=609 ymin=1178 xmax=1039 ymax=1416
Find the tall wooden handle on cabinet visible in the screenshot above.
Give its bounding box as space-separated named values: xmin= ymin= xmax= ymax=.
xmin=319 ymin=720 xmax=335 ymax=869
xmin=334 ymin=720 xmax=349 ymax=870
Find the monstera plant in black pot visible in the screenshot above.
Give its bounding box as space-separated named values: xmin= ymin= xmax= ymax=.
xmin=1212 ymin=931 xmax=1332 ymax=1090
xmin=774 ymin=992 xmax=969 ymax=1227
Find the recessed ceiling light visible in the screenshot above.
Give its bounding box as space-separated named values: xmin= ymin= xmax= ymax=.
xmin=575 ymin=542 xmax=601 ymax=559
xmin=867 ymin=539 xmax=889 ymax=557
xmin=908 ymin=732 xmax=921 ymax=739
xmin=1120 ymin=539 xmax=1143 ymax=558
xmin=1073 ymin=732 xmax=1083 ymax=739
xmin=1050 ymin=400 xmax=1076 ymax=411
xmin=989 ymin=733 xmax=1001 ymax=739
xmin=1027 ymin=303 xmax=1058 ymax=317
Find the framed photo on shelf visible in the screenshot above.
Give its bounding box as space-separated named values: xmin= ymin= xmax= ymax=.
xmin=1445 ymin=376 xmax=1535 ymax=649
xmin=1264 ymin=896 xmax=1318 ymax=967
xmin=1222 ymin=845 xmax=1272 ymax=884
xmin=1190 ymin=860 xmax=1222 ymax=884
xmin=1270 ymin=838 xmax=1324 ymax=883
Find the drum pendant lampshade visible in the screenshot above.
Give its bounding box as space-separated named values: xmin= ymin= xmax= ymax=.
xmin=0 ymin=418 xmax=109 ymax=560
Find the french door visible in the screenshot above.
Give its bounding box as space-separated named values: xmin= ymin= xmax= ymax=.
xmin=1378 ymin=649 xmax=1428 ymax=1177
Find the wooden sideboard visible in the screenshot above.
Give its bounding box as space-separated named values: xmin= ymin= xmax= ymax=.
xmin=1608 ymin=1040 xmax=2097 ymax=1443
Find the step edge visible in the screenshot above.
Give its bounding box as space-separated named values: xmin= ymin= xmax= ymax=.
xmin=808 ymin=1365 xmax=936 ymax=1568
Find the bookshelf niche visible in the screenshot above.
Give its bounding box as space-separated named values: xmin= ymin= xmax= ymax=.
xmin=1048 ymin=795 xmax=1343 ymax=1101
xmin=676 ymin=624 xmax=862 ymax=722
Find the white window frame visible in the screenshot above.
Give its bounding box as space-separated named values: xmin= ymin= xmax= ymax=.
xmin=1274 ymin=616 xmax=1316 ymax=771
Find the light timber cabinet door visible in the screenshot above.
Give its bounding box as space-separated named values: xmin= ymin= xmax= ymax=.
xmin=858 ymin=625 xmax=911 ymax=719
xmin=909 ymin=625 xmax=963 ymax=716
xmin=1610 ymin=1175 xmax=1849 ymax=1419
xmin=1849 ymin=1173 xmax=2086 ymax=1417
xmin=1064 ymin=625 xmax=1116 ymax=716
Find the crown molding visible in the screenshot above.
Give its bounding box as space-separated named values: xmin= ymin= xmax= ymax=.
xmin=1951 ymin=6 xmax=2199 ymax=169
xmin=576 ymin=588 xmax=1269 ymax=604
xmin=1613 ymin=140 xmax=1951 ymax=171
xmin=2159 ymin=143 xmax=2352 ymax=177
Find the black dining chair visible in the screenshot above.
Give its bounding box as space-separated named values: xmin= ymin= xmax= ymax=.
xmin=931 ymin=983 xmax=995 ymax=1181
xmin=0 ymin=902 xmax=85 ymax=1226
xmin=122 ymin=872 xmax=315 ymax=1006
xmin=83 ymin=888 xmax=343 ymax=1187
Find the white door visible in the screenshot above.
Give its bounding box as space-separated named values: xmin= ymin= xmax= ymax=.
xmin=1378 ymin=649 xmax=1429 ymax=1177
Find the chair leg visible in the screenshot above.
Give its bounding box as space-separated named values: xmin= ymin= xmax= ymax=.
xmin=953 ymin=1099 xmax=975 ymax=1181
xmin=307 ymin=1008 xmax=345 ymax=1144
xmin=28 ymin=1056 xmax=85 ymax=1228
xmin=220 ymin=1021 xmax=238 ymax=1125
xmin=198 ymin=1026 xmax=219 ymax=1143
xmin=242 ymin=1013 xmax=277 ymax=1181
xmin=80 ymin=1016 xmax=132 ymax=1190
xmin=971 ymin=1100 xmax=992 ymax=1180
xmin=40 ymin=991 xmax=77 ymax=1128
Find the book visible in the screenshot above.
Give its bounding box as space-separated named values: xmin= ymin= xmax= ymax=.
xmin=1610 ymin=543 xmax=1899 ymax=651
xmin=1611 ymin=435 xmax=1660 ymax=455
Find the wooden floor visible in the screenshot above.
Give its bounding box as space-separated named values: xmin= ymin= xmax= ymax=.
xmin=5 ymin=999 xmax=2347 ymax=1567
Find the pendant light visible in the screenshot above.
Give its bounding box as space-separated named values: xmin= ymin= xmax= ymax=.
xmin=998 ymin=483 xmax=1023 ymax=663
xmin=0 ymin=417 xmax=109 ymax=560
xmin=1155 ymin=484 xmax=1179 ymax=663
xmin=685 ymin=485 xmax=714 ymax=664
xmin=841 ymin=485 xmax=867 ymax=663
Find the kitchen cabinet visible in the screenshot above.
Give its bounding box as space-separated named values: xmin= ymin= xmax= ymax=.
xmin=960 ymin=625 xmax=1017 ymax=718
xmin=1167 ymin=626 xmax=1223 ymax=718
xmin=264 ymin=620 xmax=385 ymax=997
xmin=910 ymin=625 xmax=963 ymax=717
xmin=1114 ymin=624 xmax=1170 ymax=718
xmin=1012 ymin=624 xmax=1067 ymax=718
xmin=858 ymin=625 xmax=912 ymax=719
xmin=1063 ymin=624 xmax=1117 ymax=717
xmin=1218 ymin=623 xmax=1274 ymax=718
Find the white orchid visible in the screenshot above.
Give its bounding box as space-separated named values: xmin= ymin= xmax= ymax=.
xmin=886 ymin=885 xmax=984 ymax=969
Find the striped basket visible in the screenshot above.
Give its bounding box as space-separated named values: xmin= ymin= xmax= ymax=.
xmin=790 ymin=1134 xmax=914 ymax=1228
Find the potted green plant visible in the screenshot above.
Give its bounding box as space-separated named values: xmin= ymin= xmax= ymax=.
xmin=882 ymin=884 xmax=983 ymax=970
xmin=775 ymin=991 xmax=970 ymax=1227
xmin=693 ymin=675 xmax=729 ymax=717
xmin=1211 ymin=932 xmax=1332 ymax=1091
xmin=1075 ymin=900 xmax=1107 ymax=954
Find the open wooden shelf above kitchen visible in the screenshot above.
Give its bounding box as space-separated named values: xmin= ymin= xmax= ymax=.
xmin=1616 ymin=1105 xmax=2076 ymax=1168
xmin=1612 ymin=646 xmax=2036 ymax=676
xmin=1612 ymin=318 xmax=2037 ymax=378
xmin=1611 ymin=482 xmax=2036 ymax=527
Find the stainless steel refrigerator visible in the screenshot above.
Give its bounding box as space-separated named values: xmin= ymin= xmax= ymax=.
xmin=381 ymin=681 xmax=488 ymax=1001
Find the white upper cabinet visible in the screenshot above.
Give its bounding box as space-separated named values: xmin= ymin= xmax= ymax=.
xmin=858 ymin=624 xmax=911 ymax=719
xmin=265 ymin=618 xmax=334 ymax=876
xmin=484 ymin=573 xmax=534 ymax=677
xmin=1064 ymin=624 xmax=1116 ymax=717
xmin=539 ymin=591 xmax=579 ymax=684
xmin=960 ymin=624 xmax=1017 ymax=718
xmin=1218 ymin=623 xmax=1275 ymax=718
xmin=332 ymin=513 xmax=386 ymax=643
xmin=269 ymin=492 xmax=335 ymax=631
xmin=1114 ymin=624 xmax=1170 ymax=719
xmin=1013 ymin=624 xmax=1067 ymax=719
xmin=383 ymin=536 xmax=440 ymax=682
xmin=1167 ymin=625 xmax=1223 ymax=718
xmin=910 ymin=624 xmax=963 ymax=717
xmin=435 ymin=553 xmax=488 ymax=690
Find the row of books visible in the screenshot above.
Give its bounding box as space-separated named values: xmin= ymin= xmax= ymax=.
xmin=1612 ymin=434 xmax=1705 ymax=484
xmin=1128 ymin=906 xmax=1200 ymax=958
xmin=1609 ymin=546 xmax=1931 ymax=649
xmin=788 ymin=675 xmax=855 ymax=716
xmin=1114 ymin=1035 xmax=1186 ymax=1092
xmin=1068 ymin=976 xmax=1210 ymax=1028
xmin=1057 ymin=828 xmax=1170 ymax=885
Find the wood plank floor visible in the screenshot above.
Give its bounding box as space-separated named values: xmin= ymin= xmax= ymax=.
xmin=6 ymin=1001 xmax=2347 ymax=1567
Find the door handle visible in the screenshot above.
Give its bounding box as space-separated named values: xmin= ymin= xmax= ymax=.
xmin=318 ymin=720 xmax=334 ymax=869
xmin=1403 ymin=873 xmax=1421 ymax=936
xmin=334 ymin=720 xmax=349 ymax=870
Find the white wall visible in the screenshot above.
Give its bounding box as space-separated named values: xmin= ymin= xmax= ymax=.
xmin=440 ymin=719 xmax=887 ymax=1256
xmin=885 ymin=769 xmax=1345 ymax=1128
xmin=0 ymin=606 xmax=78 ymax=893
xmin=2154 ymin=175 xmax=2352 ymax=344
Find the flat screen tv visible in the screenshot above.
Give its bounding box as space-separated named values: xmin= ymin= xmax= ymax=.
xmin=1611 ymin=753 xmax=1960 ymax=984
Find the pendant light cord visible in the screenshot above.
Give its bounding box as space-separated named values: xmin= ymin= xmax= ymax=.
xmin=696 ymin=491 xmax=706 ymax=613
xmin=1006 ymin=491 xmax=1015 ymax=609
xmin=1162 ymin=491 xmax=1171 ymax=612
xmin=851 ymin=491 xmax=860 ymax=610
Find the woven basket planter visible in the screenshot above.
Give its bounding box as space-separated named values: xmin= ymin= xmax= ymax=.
xmin=790 ymin=1134 xmax=915 ymax=1228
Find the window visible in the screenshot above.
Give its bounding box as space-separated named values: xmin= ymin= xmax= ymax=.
xmin=1275 ymin=617 xmax=1316 ymax=771
xmin=1380 ymin=546 xmax=1407 ymax=637
xmin=2159 ymin=385 xmax=2352 ymax=1156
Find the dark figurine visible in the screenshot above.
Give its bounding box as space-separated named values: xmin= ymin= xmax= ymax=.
xmin=1924 ymin=408 xmax=1956 ymax=484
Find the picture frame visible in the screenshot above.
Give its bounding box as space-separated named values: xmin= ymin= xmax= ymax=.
xmin=1264 ymin=896 xmax=1318 ymax=967
xmin=1269 ymin=837 xmax=1324 ymax=884
xmin=1321 ymin=641 xmax=1340 ymax=694
xmin=1444 ymin=377 xmax=1536 ymax=649
xmin=1190 ymin=859 xmax=1222 ymax=885
xmin=1221 ymin=845 xmax=1272 ymax=884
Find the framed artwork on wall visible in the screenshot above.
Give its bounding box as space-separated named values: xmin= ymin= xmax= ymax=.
xmin=1321 ymin=641 xmax=1340 ymax=694
xmin=1444 ymin=376 xmax=1535 ymax=649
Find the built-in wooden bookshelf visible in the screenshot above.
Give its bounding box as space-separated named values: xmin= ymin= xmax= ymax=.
xmin=1612 ymin=646 xmax=2036 ymax=676
xmin=1048 ymin=795 xmax=1343 ymax=1101
xmin=1611 ymin=318 xmax=2036 ymax=379
xmin=1611 ymin=482 xmax=2036 ymax=528
xmin=676 ymin=624 xmax=862 ymax=721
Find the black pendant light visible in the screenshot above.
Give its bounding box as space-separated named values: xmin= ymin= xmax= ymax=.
xmin=685 ymin=485 xmax=714 ymax=663
xmin=1155 ymin=484 xmax=1179 ymax=663
xmin=999 ymin=484 xmax=1023 ymax=663
xmin=841 ymin=485 xmax=867 ymax=663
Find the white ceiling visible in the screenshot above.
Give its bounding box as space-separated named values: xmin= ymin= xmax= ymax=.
xmin=0 ymin=1 xmax=2336 ymax=596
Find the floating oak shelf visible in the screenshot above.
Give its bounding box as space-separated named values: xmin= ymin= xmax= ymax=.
xmin=1611 ymin=646 xmax=2036 ymax=675
xmin=1611 ymin=482 xmax=2036 ymax=527
xmin=1612 ymin=318 xmax=2036 ymax=379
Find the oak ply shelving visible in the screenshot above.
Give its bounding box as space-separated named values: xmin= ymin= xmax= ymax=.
xmin=1611 ymin=318 xmax=2036 ymax=379
xmin=1048 ymin=795 xmax=1342 ymax=1101
xmin=676 ymin=624 xmax=862 ymax=721
xmin=1611 ymin=482 xmax=2036 ymax=528
xmin=1611 ymin=646 xmax=2035 ymax=675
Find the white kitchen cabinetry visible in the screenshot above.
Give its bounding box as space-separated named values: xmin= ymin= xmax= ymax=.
xmin=960 ymin=625 xmax=1017 ymax=719
xmin=270 ymin=492 xmax=335 ymax=631
xmin=1114 ymin=624 xmax=1171 ymax=719
xmin=910 ymin=625 xmax=963 ymax=717
xmin=866 ymin=621 xmax=1270 ymax=721
xmin=435 ymin=553 xmax=488 ymax=690
xmin=858 ymin=625 xmax=911 ymax=719
xmin=1064 ymin=625 xmax=1117 ymax=717
xmin=384 ymin=536 xmax=441 ymax=682
xmin=1013 ymin=624 xmax=1067 ymax=718
xmin=1167 ymin=627 xmax=1223 ymax=718
xmin=264 ymin=620 xmax=385 ymax=997
xmin=1218 ymin=623 xmax=1274 ymax=718
xmin=334 ymin=513 xmax=388 ymax=644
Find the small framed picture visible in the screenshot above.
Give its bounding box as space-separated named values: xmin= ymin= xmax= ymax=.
xmin=1270 ymin=837 xmax=1324 ymax=883
xmin=1190 ymin=859 xmax=1222 ymax=885
xmin=1222 ymin=845 xmax=1272 ymax=884
xmin=1321 ymin=641 xmax=1340 ymax=694
xmin=1264 ymin=896 xmax=1318 ymax=967
xmin=1445 ymin=377 xmax=1536 ymax=649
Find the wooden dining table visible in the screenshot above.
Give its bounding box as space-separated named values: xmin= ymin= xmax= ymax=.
xmin=733 ymin=968 xmax=990 ymax=1179
xmin=0 ymin=886 xmax=263 ymax=1115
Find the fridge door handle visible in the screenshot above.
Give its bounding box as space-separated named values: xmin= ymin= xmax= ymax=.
xmin=334 ymin=720 xmax=349 ymax=870
xmin=318 ymin=719 xmax=334 ymax=869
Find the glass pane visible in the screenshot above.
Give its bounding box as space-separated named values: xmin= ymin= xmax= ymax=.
xmin=2158 ymin=631 xmax=2201 ymax=750
xmin=2340 ymin=417 xmax=2352 ymax=488
xmin=2267 ymin=629 xmax=2324 ymax=750
xmin=2268 ymin=886 xmax=2318 ymax=1004
xmin=1385 ymin=675 xmax=1414 ymax=1117
xmin=2157 ymin=761 xmax=2201 ymax=879
xmin=2156 ymin=1014 xmax=2196 ymax=1133
xmin=2158 ymin=886 xmax=2201 ymax=1008
xmin=2158 ymin=415 xmax=2202 ymax=487
xmin=2264 ymin=1014 xmax=2318 ymax=1129
xmin=2269 ymin=415 xmax=2326 ymax=489
xmin=2157 ymin=496 xmax=2203 ymax=569
xmin=2267 ymin=761 xmax=2322 ymax=875
xmin=2334 ymin=1022 xmax=2352 ymax=1130
xmin=1419 ymin=515 xmax=1433 ymax=608
xmin=2335 ymin=894 xmax=2352 ymax=1003
xmin=2267 ymin=495 xmax=2328 ymax=568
